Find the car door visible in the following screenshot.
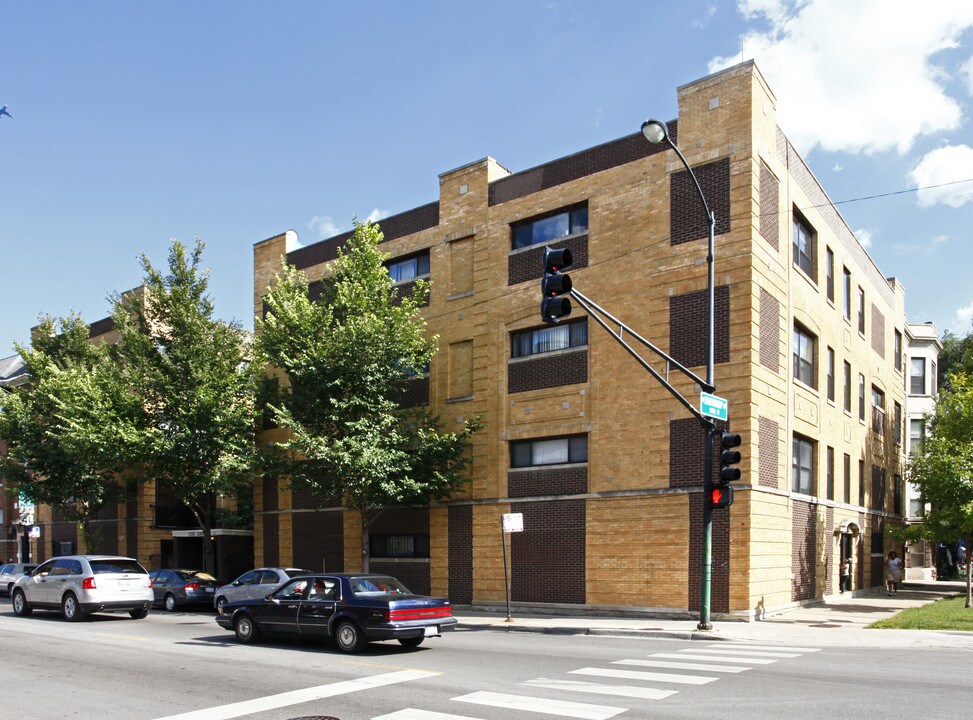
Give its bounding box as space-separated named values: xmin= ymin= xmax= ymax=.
xmin=226 ymin=570 xmax=262 ymax=603
xmin=24 ymin=559 xmax=57 ymax=605
xmin=254 ymin=578 xmax=306 ymax=636
xmin=45 ymin=558 xmax=82 ymax=606
xmin=254 ymin=570 xmax=284 ymax=600
xmin=297 ymin=576 xmax=338 ymax=638
xmin=151 ymin=570 xmax=175 ymax=604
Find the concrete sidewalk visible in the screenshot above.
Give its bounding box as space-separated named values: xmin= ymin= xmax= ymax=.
xmin=454 ymin=580 xmax=973 ymax=648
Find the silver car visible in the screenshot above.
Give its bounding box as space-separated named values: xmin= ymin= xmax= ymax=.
xmin=213 ymin=567 xmax=311 ymax=613
xmin=11 ymin=555 xmax=153 ymax=621
xmin=0 ymin=563 xmax=37 ymax=596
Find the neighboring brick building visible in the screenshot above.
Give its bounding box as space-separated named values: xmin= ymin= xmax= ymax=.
xmin=252 ymin=61 xmax=909 ymax=619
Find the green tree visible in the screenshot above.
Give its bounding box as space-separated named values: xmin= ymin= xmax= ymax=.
xmin=939 ymin=329 xmax=973 ymax=389
xmin=903 ymin=371 xmax=973 ymax=606
xmin=112 ymin=239 xmax=259 ymax=574
xmin=255 ymin=221 xmax=480 ymax=572
xmin=0 ymin=315 xmax=139 ymax=552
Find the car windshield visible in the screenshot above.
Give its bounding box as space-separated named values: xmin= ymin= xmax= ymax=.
xmin=178 ymin=570 xmax=217 ymax=581
xmin=349 ymin=576 xmax=411 ymax=596
xmin=90 ymin=559 xmax=146 ymax=574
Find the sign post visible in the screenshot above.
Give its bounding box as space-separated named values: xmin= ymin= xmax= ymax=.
xmin=501 ymin=513 xmax=523 ymax=622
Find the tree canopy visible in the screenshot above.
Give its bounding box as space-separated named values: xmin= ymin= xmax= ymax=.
xmin=255 ymin=221 xmax=480 ymax=571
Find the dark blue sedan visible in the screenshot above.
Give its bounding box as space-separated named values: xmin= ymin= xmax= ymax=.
xmin=215 ymin=573 xmax=457 ymax=653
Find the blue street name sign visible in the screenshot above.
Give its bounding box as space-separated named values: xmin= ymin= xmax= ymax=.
xmin=700 ymin=392 xmax=728 ymax=421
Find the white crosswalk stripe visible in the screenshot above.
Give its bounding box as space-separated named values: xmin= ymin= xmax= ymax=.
xmin=523 ymin=677 xmax=679 ymax=700
xmin=683 ymin=647 xmax=802 ymax=658
xmin=657 ymin=651 xmax=778 ymax=664
xmin=712 ymin=644 xmax=821 ymax=652
xmin=570 ymin=666 xmax=717 ymax=684
xmin=614 ymin=658 xmax=752 ymax=673
xmin=373 ymin=709 xmax=485 ymax=720
xmin=453 ymin=690 xmax=628 ymax=719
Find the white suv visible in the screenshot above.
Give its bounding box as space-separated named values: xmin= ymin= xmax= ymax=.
xmin=11 ymin=555 xmax=153 ymax=621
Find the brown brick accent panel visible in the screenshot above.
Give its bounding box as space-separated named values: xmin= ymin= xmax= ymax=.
xmin=371 ymin=560 xmax=431 ymax=595
xmin=825 ymin=506 xmax=834 ymax=595
xmin=489 ymin=130 xmax=673 ymax=206
xmin=126 ymin=518 xmax=138 ymax=559
xmin=51 ymin=520 xmax=77 ymax=552
xmin=758 ymin=416 xmax=780 ymax=488
xmin=510 ymin=499 xmax=585 ymax=604
xmin=759 ymin=288 xmax=781 ymax=372
xmin=687 ymin=492 xmax=730 ymax=614
xmin=508 ymin=235 xmax=589 ymax=286
xmin=508 ymin=349 xmax=587 ymax=394
xmin=287 ymin=202 xmax=440 ymax=270
xmin=668 ymin=285 xmax=730 ymax=370
xmin=508 ymin=465 xmax=588 ymax=498
xmin=758 ymin=159 xmax=780 ymax=251
xmin=292 ymin=510 xmax=344 ymax=573
xmin=370 ymin=507 xmax=430 ymax=536
xmin=670 ymin=157 xmax=731 ymax=245
xmin=871 ymin=305 xmax=886 ymax=359
xmin=791 ymin=499 xmax=816 ymax=602
xmin=216 ymin=534 xmax=254 ymax=585
xmin=262 ymin=475 xmax=279 ymax=512
xmin=670 ymin=417 xmax=704 ymax=489
xmin=88 ymin=316 xmax=114 ymax=338
xmin=262 ymin=513 xmax=279 ymax=567
xmin=448 ymin=505 xmax=473 ymax=604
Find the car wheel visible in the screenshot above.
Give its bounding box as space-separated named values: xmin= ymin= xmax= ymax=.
xmin=164 ymin=593 xmax=178 ymax=612
xmin=234 ymin=614 xmax=261 ymax=644
xmin=398 ymin=636 xmax=424 ymax=648
xmin=216 ymin=596 xmax=228 ymax=613
xmin=334 ymin=620 xmax=365 ymax=653
xmin=129 ymin=606 xmax=150 ymax=619
xmin=11 ymin=589 xmax=31 ymax=617
xmin=62 ymin=593 xmax=86 ymax=622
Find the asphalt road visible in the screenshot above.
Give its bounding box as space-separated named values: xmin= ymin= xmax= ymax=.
xmin=0 ymin=603 xmax=969 ymax=720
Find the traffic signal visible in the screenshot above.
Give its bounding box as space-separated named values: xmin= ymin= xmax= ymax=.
xmin=711 ymin=431 xmax=742 ymax=508
xmin=540 ymin=246 xmax=573 ymax=324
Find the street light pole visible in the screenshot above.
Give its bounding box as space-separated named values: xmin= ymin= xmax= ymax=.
xmin=641 ymin=119 xmax=717 ymax=630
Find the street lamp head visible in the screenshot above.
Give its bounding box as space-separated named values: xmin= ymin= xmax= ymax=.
xmin=640 ymin=119 xmax=669 ymax=145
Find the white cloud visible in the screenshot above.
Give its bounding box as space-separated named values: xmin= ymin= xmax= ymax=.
xmin=951 ymin=301 xmax=973 ymax=333
xmin=911 ymin=144 xmax=973 ymax=207
xmin=854 ymin=228 xmax=872 ymax=249
xmin=308 ymin=215 xmax=343 ymax=239
xmin=893 ymin=234 xmax=948 ymax=257
xmin=962 ymin=54 xmax=973 ymax=95
xmin=365 ymin=208 xmax=389 ymax=224
xmin=710 ymin=0 xmax=973 ymax=155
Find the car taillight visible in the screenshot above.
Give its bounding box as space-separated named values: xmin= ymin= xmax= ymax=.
xmin=383 ymin=607 xmax=453 ymax=621
xmin=184 ymin=582 xmax=200 ymax=591
xmin=82 ymin=577 xmax=96 ymax=590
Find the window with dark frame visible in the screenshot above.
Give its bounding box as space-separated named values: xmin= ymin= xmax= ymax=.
xmin=511 ymin=204 xmax=589 ymax=250
xmin=910 ymin=357 xmax=926 ymax=395
xmin=871 ymin=386 xmax=885 ymax=434
xmin=792 ymin=434 xmax=814 ymax=495
xmin=894 ymin=329 xmax=902 ymax=371
xmin=793 ymin=323 xmax=816 ymax=388
xmin=858 ymin=286 xmax=866 ymax=335
xmin=843 ymin=267 xmax=851 ymax=320
xmin=793 ymin=211 xmax=815 ymax=278
xmin=826 ymin=446 xmax=835 ymax=500
xmin=826 ymin=246 xmax=834 ymax=302
xmin=387 ymin=252 xmax=430 ymax=283
xmin=859 ymin=459 xmax=866 ymax=506
xmin=827 ymin=347 xmax=835 ymax=402
xmin=843 ymin=453 xmax=851 ymax=503
xmin=369 ymin=533 xmax=430 ymax=559
xmin=510 ymin=435 xmax=588 ymax=468
xmin=511 ymin=319 xmax=587 ymax=358
xmin=843 ymin=360 xmax=852 ymax=412
xmin=893 ymin=402 xmax=902 ymax=445
xmin=858 ymin=373 xmax=866 ymax=421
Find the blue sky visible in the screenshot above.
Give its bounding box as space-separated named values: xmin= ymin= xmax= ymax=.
xmin=3 ymin=1 xmax=973 ymax=351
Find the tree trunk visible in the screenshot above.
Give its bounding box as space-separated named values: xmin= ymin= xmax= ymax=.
xmin=359 ymin=508 xmax=370 ymax=573
xmin=189 ymin=502 xmax=216 ymax=576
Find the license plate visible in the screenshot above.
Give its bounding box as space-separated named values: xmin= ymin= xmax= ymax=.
xmin=205 ymin=587 xmax=214 ymax=593
xmin=423 ymin=625 xmax=439 ymax=637
xmin=119 ymin=578 xmax=136 ymax=586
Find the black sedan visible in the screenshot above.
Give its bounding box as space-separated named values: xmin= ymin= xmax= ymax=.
xmin=215 ymin=573 xmax=457 ymax=653
xmin=148 ymin=569 xmax=220 ymax=611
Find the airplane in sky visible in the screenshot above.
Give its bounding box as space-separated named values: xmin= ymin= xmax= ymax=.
xmin=0 ymin=105 xmax=11 ymax=118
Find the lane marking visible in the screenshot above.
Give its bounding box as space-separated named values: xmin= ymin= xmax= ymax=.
xmin=454 ymin=690 xmax=627 ymax=719
xmin=657 ymin=652 xmax=777 ymax=664
xmin=570 ymin=667 xmax=717 ymax=685
xmin=712 ymin=644 xmax=820 ymax=652
xmin=524 ymin=677 xmax=678 ymax=700
xmin=684 ymin=648 xmax=801 ymax=658
xmin=616 ymin=658 xmax=751 ymax=673
xmin=373 ymin=709 xmax=484 ymax=720
xmin=151 ymin=670 xmax=438 ymax=720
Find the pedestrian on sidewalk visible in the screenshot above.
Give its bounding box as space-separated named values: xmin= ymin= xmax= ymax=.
xmin=886 ymin=550 xmax=903 ymax=595
xmin=840 ymin=557 xmax=851 ymax=593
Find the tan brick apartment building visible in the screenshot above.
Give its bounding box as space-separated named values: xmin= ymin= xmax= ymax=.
xmin=251 ymin=61 xmax=909 ymax=619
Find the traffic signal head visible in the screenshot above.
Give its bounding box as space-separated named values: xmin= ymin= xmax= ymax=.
xmin=720 ymin=432 xmax=742 ymax=483
xmin=540 ymin=246 xmax=573 ymax=324
xmin=710 ymin=484 xmax=734 ymax=508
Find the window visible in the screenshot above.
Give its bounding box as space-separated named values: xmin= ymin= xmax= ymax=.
xmin=858 ymin=373 xmax=866 ymax=421
xmin=826 ymin=446 xmax=835 ymax=500
xmin=793 ymin=212 xmax=815 ymax=278
xmin=511 ymin=320 xmax=587 ymax=358
xmin=843 ymin=361 xmax=852 ymax=413
xmin=858 ymin=287 xmax=866 ymax=334
xmin=842 ymin=268 xmax=851 ymax=320
xmin=893 ymin=402 xmax=902 ymax=445
xmin=843 ymin=453 xmax=851 ymax=504
xmin=826 ymin=347 xmax=835 ymax=402
xmin=910 ymin=418 xmax=925 ymax=454
xmin=871 ymin=386 xmax=885 ymax=434
xmin=387 ymin=252 xmax=430 ymax=283
xmin=932 ymin=361 xmax=938 ymax=393
xmin=894 ymin=330 xmax=903 ymax=371
xmin=511 ymin=435 xmax=588 ymax=468
xmin=859 ymin=459 xmax=866 ymax=506
xmin=370 ymin=533 xmax=430 ymax=559
xmin=825 ymin=247 xmax=835 ymax=302
xmin=512 ymin=204 xmax=588 ymax=250
xmin=910 ymin=357 xmax=926 ymax=395
xmin=792 ymin=435 xmax=814 ymax=495
xmin=793 ymin=324 xmax=816 ymax=388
